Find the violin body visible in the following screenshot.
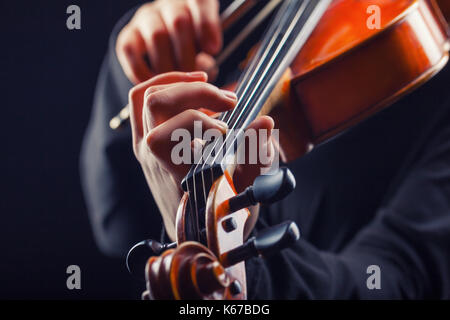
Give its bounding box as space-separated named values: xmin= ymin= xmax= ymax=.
xmin=274 ymin=0 xmax=450 ymax=161
xmin=143 ymin=0 xmax=450 ymax=300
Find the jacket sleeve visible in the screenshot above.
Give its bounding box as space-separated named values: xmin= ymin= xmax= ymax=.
xmin=246 ymin=103 xmax=450 ymax=299
xmin=80 ymin=8 xmax=162 ymax=258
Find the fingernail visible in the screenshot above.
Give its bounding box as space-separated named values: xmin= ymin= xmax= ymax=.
xmin=220 ymin=89 xmax=237 ymax=101
xmin=188 ymin=71 xmax=206 ymax=78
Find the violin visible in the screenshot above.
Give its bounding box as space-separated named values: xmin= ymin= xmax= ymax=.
xmin=126 ymin=0 xmax=450 ymax=300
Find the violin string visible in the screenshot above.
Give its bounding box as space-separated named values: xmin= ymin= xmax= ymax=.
xmin=185 ymin=164 xmax=200 ymax=241
xmin=215 ymin=0 xmax=283 ymax=71
xmin=189 ymin=0 xmax=325 ymax=242
xmin=193 ymin=0 xmax=293 ymax=236
xmin=192 ymin=0 xmax=304 ymax=240
xmin=227 ymin=0 xmax=328 ymax=147
xmin=205 ymin=0 xmax=329 ymax=201
xmin=197 ymin=0 xmax=288 ymax=208
xmin=203 ymin=0 xmax=295 ymax=169
xmin=219 ymin=0 xmax=291 ymax=124
xmin=222 ymin=0 xmax=329 ymax=152
xmin=185 ymin=0 xmax=261 ymax=241
xmin=193 ymin=0 xmax=295 ymax=234
xmin=225 ymin=0 xmax=304 ymax=128
xmin=178 ymin=0 xmax=308 ymax=242
xmin=207 ymin=0 xmax=309 ymax=167
xmin=191 ymin=0 xmax=303 ymax=237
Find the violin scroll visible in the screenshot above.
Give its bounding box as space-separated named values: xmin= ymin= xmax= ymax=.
xmin=143 ymin=242 xmax=232 ymax=300
xmin=142 ymin=221 xmax=300 ymax=300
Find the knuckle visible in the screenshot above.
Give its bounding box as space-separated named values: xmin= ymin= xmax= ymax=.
xmin=116 ymin=26 xmax=135 ymax=52
xmin=117 ymin=40 xmax=134 ymax=59
xmin=129 ymin=85 xmax=141 ymax=104
xmin=116 ymin=33 xmax=129 ymax=53
xmin=145 ymin=91 xmax=160 ymax=113
xmin=144 ymin=86 xmax=158 ymax=99
xmin=194 ymin=82 xmax=218 ymax=98
xmin=188 ymin=109 xmax=210 ymax=124
xmin=146 ymin=130 xmax=160 ymax=153
xmin=183 ymin=108 xmax=201 ymax=120
xmin=136 ymin=3 xmax=156 ymax=17
xmin=171 ymin=11 xmax=191 ymax=32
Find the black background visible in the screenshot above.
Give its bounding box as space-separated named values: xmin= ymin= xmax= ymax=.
xmin=0 ymin=0 xmax=145 ymax=299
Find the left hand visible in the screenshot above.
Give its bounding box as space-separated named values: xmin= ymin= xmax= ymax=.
xmin=129 ymin=71 xmax=276 ymax=240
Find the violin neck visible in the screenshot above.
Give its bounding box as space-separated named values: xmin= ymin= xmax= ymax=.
xmin=180 ymin=0 xmax=331 ymax=241
xmin=216 ymin=0 xmax=331 ymax=166
xmin=184 ymin=0 xmax=332 ymax=184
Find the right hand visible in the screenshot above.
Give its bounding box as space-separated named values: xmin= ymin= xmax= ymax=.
xmin=116 ymin=0 xmax=222 ymax=84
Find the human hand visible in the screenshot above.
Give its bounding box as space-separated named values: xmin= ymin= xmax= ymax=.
xmin=116 ymin=0 xmax=222 ymax=84
xmin=129 ymin=71 xmax=275 ymax=240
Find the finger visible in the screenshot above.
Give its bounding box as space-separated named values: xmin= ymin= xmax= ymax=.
xmin=234 ymin=116 xmax=275 ymax=192
xmin=145 ymin=109 xmax=228 ymax=179
xmin=160 ymin=2 xmax=197 ymax=71
xmin=116 ymin=26 xmax=153 ymax=84
xmin=246 ymin=116 xmax=275 ymax=140
xmin=187 ymin=0 xmax=222 ymax=55
xmin=144 ymin=82 xmax=237 ymax=128
xmin=129 ymin=71 xmax=208 ymax=143
xmin=137 ymin=11 xmax=176 ymax=73
xmin=246 ymin=116 xmax=275 ymax=166
xmin=191 ymin=138 xmax=206 ymax=166
xmin=143 ymin=71 xmax=208 ymax=88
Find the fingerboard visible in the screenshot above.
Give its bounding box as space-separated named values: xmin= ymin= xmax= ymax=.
xmin=181 ymin=0 xmax=331 ymax=241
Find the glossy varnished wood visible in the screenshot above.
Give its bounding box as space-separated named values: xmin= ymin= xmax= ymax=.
xmin=274 ymin=0 xmax=449 ymax=154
